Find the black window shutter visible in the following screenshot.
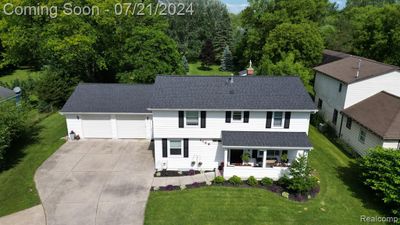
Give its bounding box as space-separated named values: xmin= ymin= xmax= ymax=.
xmin=183 ymin=139 xmax=189 ymax=158
xmin=225 ymin=111 xmax=231 ymax=123
xmin=266 ymin=112 xmax=273 ymax=128
xmin=284 ymin=112 xmax=291 ymax=129
xmin=244 ymin=111 xmax=250 ymax=123
xmin=201 ymin=111 xmax=206 ymax=128
xmin=162 ymin=139 xmax=167 ymax=158
xmin=178 ymin=111 xmax=184 ymax=128
xmin=252 ymin=150 xmax=257 ymax=158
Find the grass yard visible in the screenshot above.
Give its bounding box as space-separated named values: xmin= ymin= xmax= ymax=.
xmin=188 ymin=62 xmax=233 ymax=76
xmin=0 ymin=69 xmax=43 ymax=84
xmin=0 ymin=113 xmax=66 ymax=217
xmin=144 ymin=126 xmax=385 ymax=225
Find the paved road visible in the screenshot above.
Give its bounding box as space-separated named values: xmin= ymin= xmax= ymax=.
xmin=35 ymin=140 xmax=154 ymax=225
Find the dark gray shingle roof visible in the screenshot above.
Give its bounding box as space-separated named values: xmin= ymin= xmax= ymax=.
xmin=0 ymin=86 xmax=15 ymax=99
xmin=221 ymin=131 xmax=312 ymax=148
xmin=61 ymin=83 xmax=153 ymax=113
xmin=149 ymin=76 xmax=316 ymax=110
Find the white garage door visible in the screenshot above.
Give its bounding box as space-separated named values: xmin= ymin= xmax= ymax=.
xmin=116 ymin=115 xmax=146 ymax=138
xmin=82 ymin=115 xmax=112 ymax=138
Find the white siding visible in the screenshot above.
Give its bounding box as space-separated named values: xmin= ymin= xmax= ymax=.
xmin=154 ymin=139 xmax=224 ymax=171
xmin=314 ymin=72 xmax=347 ymax=131
xmin=65 ymin=114 xmax=82 ymax=137
xmin=383 ymin=140 xmax=400 ymax=150
xmin=340 ymin=115 xmax=383 ymax=155
xmin=345 ymin=71 xmax=400 ymax=108
xmin=152 ymin=111 xmax=311 ymax=139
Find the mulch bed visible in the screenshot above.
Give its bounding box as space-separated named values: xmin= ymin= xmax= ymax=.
xmin=153 ymin=169 xmax=213 ymax=177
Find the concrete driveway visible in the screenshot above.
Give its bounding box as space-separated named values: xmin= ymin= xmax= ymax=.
xmin=35 ymin=140 xmax=154 ymax=225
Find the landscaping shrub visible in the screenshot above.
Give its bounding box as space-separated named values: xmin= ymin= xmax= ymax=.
xmin=288 ymin=176 xmax=319 ymax=194
xmin=260 ymin=177 xmax=273 ymax=186
xmin=358 ymin=147 xmax=400 ymax=217
xmin=276 ymin=175 xmax=291 ymax=188
xmin=286 ymin=155 xmax=319 ymax=194
xmin=281 ymin=192 xmax=289 ymax=199
xmin=246 ymin=176 xmax=258 ymax=186
xmin=310 ymin=112 xmax=324 ymax=127
xmin=213 ymin=176 xmax=225 ymax=185
xmin=228 ymin=175 xmax=243 ymax=185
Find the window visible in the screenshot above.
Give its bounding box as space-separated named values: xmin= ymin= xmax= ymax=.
xmin=358 ymin=130 xmax=366 ymax=144
xmin=185 ymin=111 xmax=199 ymax=126
xmin=346 ymin=117 xmax=352 ymax=129
xmin=169 ymin=140 xmax=182 ymax=156
xmin=267 ymin=150 xmax=280 ymax=159
xmin=232 ymin=111 xmax=243 ymax=122
xmin=339 ymin=83 xmax=343 ymax=92
xmin=257 ymin=150 xmax=264 ymax=158
xmin=318 ymin=99 xmax=323 ymax=109
xmin=273 ymin=112 xmax=284 ymax=127
xmin=332 ymin=109 xmax=338 ymax=125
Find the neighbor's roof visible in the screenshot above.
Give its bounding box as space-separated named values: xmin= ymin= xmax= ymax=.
xmin=221 ymin=131 xmax=312 ymax=148
xmin=314 ymin=55 xmax=399 ymax=84
xmin=320 ymin=49 xmax=351 ymax=65
xmin=61 ymin=83 xmax=153 ymax=113
xmin=149 ymin=76 xmax=316 ymax=110
xmin=342 ymin=91 xmax=400 ymax=139
xmin=0 ymin=86 xmax=15 ymax=99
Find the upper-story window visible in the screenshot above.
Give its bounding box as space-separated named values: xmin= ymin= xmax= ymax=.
xmin=358 ymin=129 xmax=366 ymax=144
xmin=185 ymin=111 xmax=199 ymax=126
xmin=339 ymin=83 xmax=343 ymax=92
xmin=232 ymin=111 xmax=243 ymax=122
xmin=273 ymin=112 xmax=284 ymax=128
xmin=317 ymin=99 xmax=323 ymax=109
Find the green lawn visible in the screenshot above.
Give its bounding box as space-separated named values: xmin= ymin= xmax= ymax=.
xmin=188 ymin=62 xmax=233 ymax=76
xmin=144 ymin=126 xmax=385 ymax=225
xmin=0 ymin=69 xmax=42 ymax=84
xmin=0 ymin=113 xmax=66 ymax=216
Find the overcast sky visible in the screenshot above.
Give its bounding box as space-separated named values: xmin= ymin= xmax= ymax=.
xmin=222 ymin=0 xmax=347 ymax=14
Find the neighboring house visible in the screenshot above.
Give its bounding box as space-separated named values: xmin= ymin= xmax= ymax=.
xmin=61 ymin=76 xmax=317 ymax=179
xmin=313 ymin=50 xmax=400 ymax=154
xmin=0 ymin=86 xmax=16 ymax=102
xmin=341 ymin=91 xmax=400 ymax=155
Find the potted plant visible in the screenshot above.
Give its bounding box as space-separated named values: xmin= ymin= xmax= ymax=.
xmin=280 ymin=153 xmax=288 ymax=166
xmin=241 ymin=152 xmax=251 ymax=166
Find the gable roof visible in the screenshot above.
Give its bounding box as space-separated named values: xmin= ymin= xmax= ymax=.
xmin=221 ymin=131 xmax=312 ymax=149
xmin=149 ymin=76 xmax=316 ymax=111
xmin=314 ymin=55 xmax=399 ymax=84
xmin=61 ymin=83 xmax=153 ymax=113
xmin=0 ymin=86 xmax=15 ymax=99
xmin=342 ymin=91 xmax=400 ymax=139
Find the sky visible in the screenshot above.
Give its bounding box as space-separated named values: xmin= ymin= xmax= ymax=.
xmin=222 ymin=0 xmax=347 ymax=14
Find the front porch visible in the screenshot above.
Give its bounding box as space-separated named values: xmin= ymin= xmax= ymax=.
xmin=221 ymin=131 xmax=313 ymax=180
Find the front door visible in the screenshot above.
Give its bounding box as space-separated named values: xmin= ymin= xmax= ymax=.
xmin=230 ymin=150 xmax=243 ymax=164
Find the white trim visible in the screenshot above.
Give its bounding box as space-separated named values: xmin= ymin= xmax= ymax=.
xmin=60 ymin=112 xmax=152 ymax=115
xmin=272 ymin=112 xmax=285 ymax=128
xmin=231 ymin=111 xmax=243 ymax=123
xmin=223 ymin=145 xmax=312 ymax=150
xmin=148 ymin=108 xmax=318 ymax=113
xmin=185 ymin=111 xmax=200 ymax=127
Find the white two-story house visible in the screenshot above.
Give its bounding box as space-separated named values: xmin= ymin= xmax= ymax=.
xmin=60 ymin=75 xmax=317 ymax=179
xmin=313 ymin=50 xmax=400 ymax=155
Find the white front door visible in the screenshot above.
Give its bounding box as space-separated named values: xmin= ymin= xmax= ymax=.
xmin=82 ymin=115 xmax=113 ymax=138
xmin=116 ymin=115 xmax=146 ymax=138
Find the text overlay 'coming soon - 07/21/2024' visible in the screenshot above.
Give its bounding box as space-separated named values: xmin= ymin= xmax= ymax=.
xmin=2 ymin=2 xmax=195 ymax=19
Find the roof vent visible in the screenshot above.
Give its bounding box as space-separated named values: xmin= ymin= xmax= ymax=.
xmin=356 ymin=59 xmax=362 ymax=78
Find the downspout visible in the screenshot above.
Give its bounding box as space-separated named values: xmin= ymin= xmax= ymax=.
xmin=338 ymin=113 xmax=344 ymax=137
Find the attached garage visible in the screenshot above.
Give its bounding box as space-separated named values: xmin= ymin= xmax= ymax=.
xmin=82 ymin=115 xmax=112 ymax=138
xmin=60 ymin=83 xmax=153 ymax=140
xmin=116 ymin=115 xmax=146 ymax=139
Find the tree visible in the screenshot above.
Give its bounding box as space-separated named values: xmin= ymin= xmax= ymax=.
xmin=199 ymin=40 xmax=215 ymax=68
xmin=287 ymin=155 xmax=319 ymax=194
xmin=358 ymin=147 xmax=400 ymax=216
xmin=221 ymin=46 xmax=234 ymax=71
xmin=258 ymin=53 xmax=312 ymax=85
xmin=182 ymin=56 xmax=189 ymax=74
xmin=35 ymin=70 xmax=79 ymax=109
xmin=263 ymin=23 xmax=324 ymax=68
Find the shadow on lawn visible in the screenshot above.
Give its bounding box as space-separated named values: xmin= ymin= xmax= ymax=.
xmin=0 ymin=124 xmax=42 ymax=172
xmin=337 ymin=161 xmax=388 ymax=215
